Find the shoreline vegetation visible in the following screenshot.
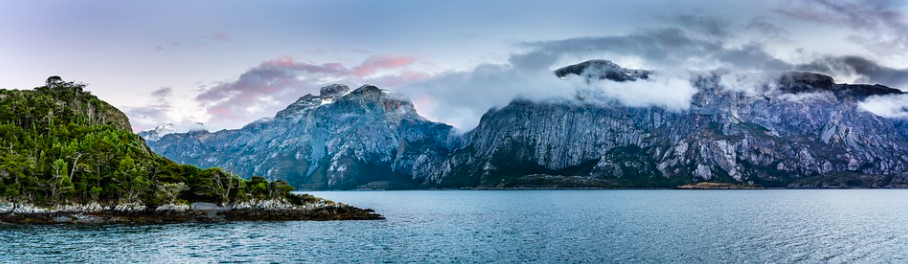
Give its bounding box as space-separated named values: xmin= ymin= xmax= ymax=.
xmin=0 ymin=77 xmax=381 ymax=224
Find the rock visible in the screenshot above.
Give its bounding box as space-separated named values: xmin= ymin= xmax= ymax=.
xmin=150 ymin=84 xmax=455 ymax=190
xmin=320 ymin=84 xmax=351 ymax=98
xmin=0 ymin=199 xmax=382 ymax=224
xmin=112 ymin=202 xmax=147 ymax=213
xmin=554 ymin=60 xmax=651 ymax=82
xmin=435 ymin=68 xmax=908 ymax=188
xmin=147 ymin=61 xmax=908 ymax=189
xmin=155 ymin=203 xmax=190 ymax=213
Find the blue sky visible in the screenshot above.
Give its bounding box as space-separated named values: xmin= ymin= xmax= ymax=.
xmin=2 ymin=0 xmax=908 ymax=131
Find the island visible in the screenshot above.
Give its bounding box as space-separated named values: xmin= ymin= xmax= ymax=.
xmin=0 ymin=77 xmax=382 ymax=224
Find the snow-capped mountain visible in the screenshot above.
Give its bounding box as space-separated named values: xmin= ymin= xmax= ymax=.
xmin=138 ymin=123 xmax=176 ymax=141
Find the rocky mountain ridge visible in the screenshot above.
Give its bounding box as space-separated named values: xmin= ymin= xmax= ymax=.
xmin=148 ymin=84 xmax=455 ymax=189
xmin=146 ymin=60 xmax=908 ymax=189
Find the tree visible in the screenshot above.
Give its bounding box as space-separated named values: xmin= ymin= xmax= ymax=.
xmin=45 ymin=76 xmax=63 ymax=88
xmin=211 ymin=169 xmax=235 ymax=205
xmin=89 ymin=186 xmax=102 ymax=202
xmin=114 ymin=157 xmax=148 ymax=202
xmin=250 ymin=176 xmax=269 ymax=198
xmin=125 ymin=175 xmax=150 ymax=202
xmin=3 ymin=183 xmax=19 ymax=198
xmin=271 ymin=180 xmax=295 ymax=198
xmin=50 ymin=159 xmax=68 ymax=201
xmin=155 ymin=182 xmax=188 ymax=204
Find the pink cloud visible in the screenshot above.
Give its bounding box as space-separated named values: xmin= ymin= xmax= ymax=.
xmin=193 ymin=54 xmax=431 ymax=129
xmin=352 ymin=55 xmax=416 ymax=76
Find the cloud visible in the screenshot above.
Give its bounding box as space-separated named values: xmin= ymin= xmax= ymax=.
xmin=746 ymin=16 xmax=791 ymax=41
xmin=398 ymin=59 xmax=696 ymax=130
xmin=502 ymin=19 xmax=908 ymax=89
xmin=124 ymin=87 xmax=174 ymax=131
xmin=576 ymin=72 xmax=697 ymax=111
xmin=193 ymin=55 xmax=427 ymax=129
xmin=510 ymin=28 xmax=791 ymax=73
xmin=667 ymin=15 xmax=733 ymax=38
xmin=150 ymin=87 xmax=172 ymax=98
xmin=353 ymin=55 xmax=416 ymax=76
xmin=397 ymin=25 xmax=788 ymax=130
xmin=859 ymin=94 xmax=908 ymax=118
xmin=775 ymin=0 xmax=908 ymax=55
xmin=397 ymin=16 xmax=908 ymax=130
xmin=398 ymin=63 xmax=570 ymax=130
xmin=133 ymin=13 xmax=908 ymax=133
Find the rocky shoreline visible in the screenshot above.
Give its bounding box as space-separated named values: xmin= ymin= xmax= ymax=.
xmin=0 ymin=198 xmax=383 ymax=224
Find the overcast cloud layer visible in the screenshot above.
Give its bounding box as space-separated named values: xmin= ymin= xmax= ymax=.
xmin=3 ymin=1 xmax=908 ymax=132
xmin=131 ymin=4 xmax=908 ymax=131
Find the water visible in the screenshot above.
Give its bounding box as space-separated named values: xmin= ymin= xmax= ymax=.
xmin=2 ymin=190 xmax=908 ymax=263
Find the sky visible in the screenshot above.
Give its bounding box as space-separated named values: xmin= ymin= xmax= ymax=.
xmin=2 ymin=0 xmax=908 ymax=132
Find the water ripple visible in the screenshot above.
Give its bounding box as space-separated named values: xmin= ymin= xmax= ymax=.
xmin=2 ymin=190 xmax=908 ymax=263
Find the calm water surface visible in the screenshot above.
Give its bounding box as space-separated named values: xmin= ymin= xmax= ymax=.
xmin=2 ymin=190 xmax=908 ymax=263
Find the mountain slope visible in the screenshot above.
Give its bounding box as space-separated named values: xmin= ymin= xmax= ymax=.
xmin=149 ymin=84 xmax=454 ymax=189
xmin=147 ymin=61 xmax=908 ymax=189
xmin=432 ymin=66 xmax=908 ymax=188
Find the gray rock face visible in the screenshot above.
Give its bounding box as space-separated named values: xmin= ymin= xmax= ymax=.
xmin=148 ymin=60 xmax=908 ymax=189
xmin=431 ymin=63 xmax=908 ymax=188
xmin=554 ymin=60 xmax=651 ymax=82
xmin=149 ymin=84 xmax=454 ymax=189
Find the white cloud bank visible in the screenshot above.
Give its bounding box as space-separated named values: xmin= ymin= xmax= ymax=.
xmin=859 ymin=94 xmax=908 ymax=118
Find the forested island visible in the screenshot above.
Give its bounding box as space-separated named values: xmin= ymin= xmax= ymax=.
xmin=0 ymin=77 xmax=381 ymax=224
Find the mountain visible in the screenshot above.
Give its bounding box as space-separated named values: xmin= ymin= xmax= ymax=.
xmin=554 ymin=59 xmax=651 ymax=82
xmin=138 ymin=123 xmax=175 ymax=141
xmin=147 ymin=61 xmax=908 ymax=189
xmin=148 ymin=84 xmax=454 ymax=189
xmin=0 ymin=78 xmax=380 ymax=223
xmin=432 ymin=67 xmax=908 ymax=188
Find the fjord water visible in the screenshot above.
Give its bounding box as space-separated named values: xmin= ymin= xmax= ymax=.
xmin=2 ymin=190 xmax=908 ymax=263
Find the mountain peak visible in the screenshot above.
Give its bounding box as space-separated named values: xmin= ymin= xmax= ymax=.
xmin=320 ymin=84 xmax=351 ymax=98
xmin=777 ymin=72 xmax=835 ymax=92
xmin=555 ymin=60 xmax=652 ymax=82
xmin=138 ymin=123 xmax=176 ymax=141
xmin=276 ymin=84 xmax=402 ymax=119
xmin=351 ymin=84 xmax=383 ymax=94
xmin=777 ymin=71 xmax=902 ymax=98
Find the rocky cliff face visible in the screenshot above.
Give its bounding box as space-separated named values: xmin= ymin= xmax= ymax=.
xmin=147 ymin=60 xmax=908 ymax=189
xmin=148 ymin=84 xmax=454 ymax=189
xmin=431 ymin=66 xmax=908 ymax=188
